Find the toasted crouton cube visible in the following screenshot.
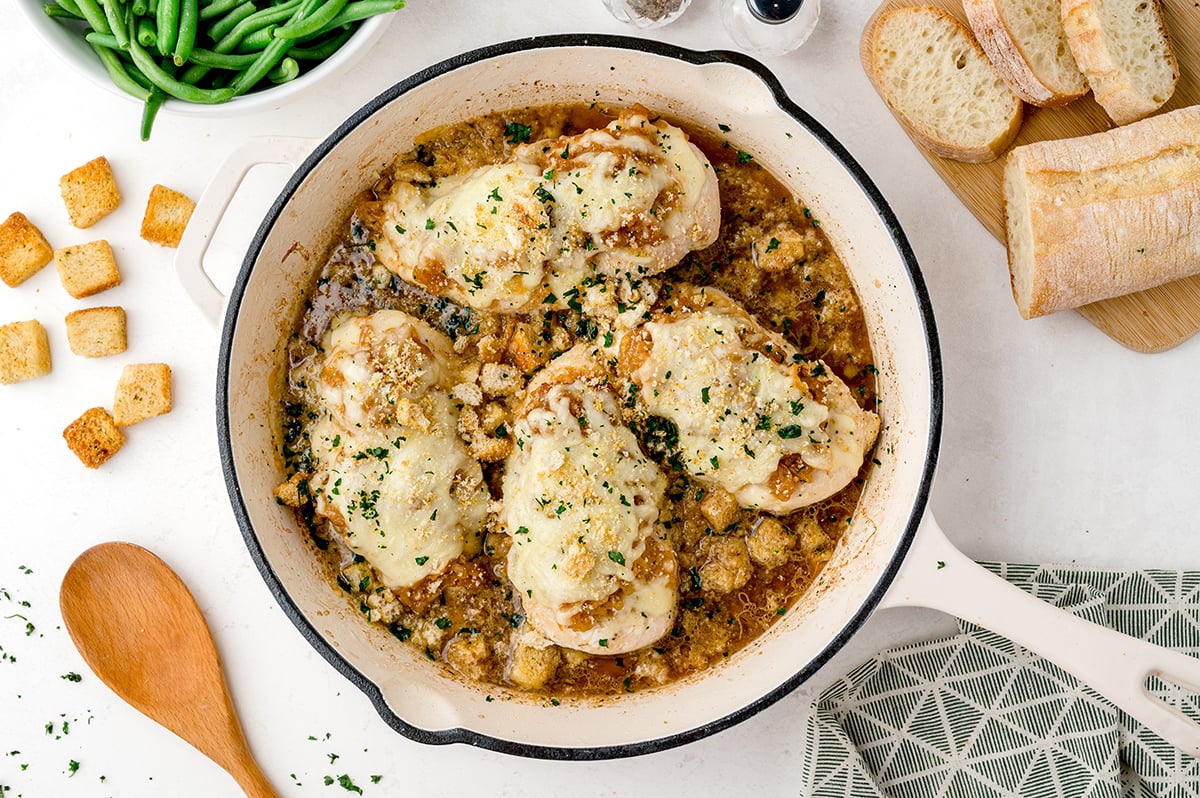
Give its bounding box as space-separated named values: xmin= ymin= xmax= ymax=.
xmin=0 ymin=320 xmax=52 ymax=384
xmin=113 ymin=363 xmax=172 ymax=426
xmin=140 ymin=185 xmax=195 ymax=248
xmin=0 ymin=213 xmax=54 ymax=287
xmin=63 ymin=407 xmax=124 ymax=468
xmin=60 ymin=156 xmax=121 ymax=229
xmin=55 ymin=240 xmax=121 ymax=298
xmin=64 ymin=306 xmax=127 ymax=358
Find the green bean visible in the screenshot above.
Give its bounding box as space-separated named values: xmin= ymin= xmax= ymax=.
xmin=73 ymin=0 xmax=112 ymax=34
xmin=267 ymin=56 xmax=298 ymax=83
xmin=140 ymin=87 xmax=165 ymax=141
xmin=312 ymin=0 xmax=402 ymax=36
xmin=157 ymin=0 xmax=179 ymax=56
xmin=198 ymin=0 xmax=241 ymax=19
xmin=102 ymin=0 xmax=130 ymax=48
xmin=186 ymin=47 xmax=256 ymax=68
xmin=127 ymin=24 xmax=235 ymax=102
xmin=84 ymin=30 xmax=123 ymax=48
xmin=131 ymin=0 xmax=149 ymax=16
xmin=137 ymin=16 xmax=157 ymax=46
xmin=54 ymin=0 xmax=85 ymax=15
xmin=172 ymin=0 xmax=199 ymax=64
xmin=207 ymin=1 xmax=255 ymax=40
xmin=88 ymin=42 xmax=153 ymax=102
xmin=147 ymin=0 xmax=157 ymax=13
xmin=288 ymin=24 xmax=351 ymax=58
xmin=235 ymin=24 xmax=277 ymax=51
xmin=273 ymin=0 xmax=347 ymax=40
xmin=44 ymin=3 xmax=85 ymax=19
xmin=229 ymin=32 xmax=291 ymax=95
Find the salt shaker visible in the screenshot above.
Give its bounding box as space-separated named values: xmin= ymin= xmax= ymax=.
xmin=721 ymin=0 xmax=820 ymax=57
xmin=602 ymin=0 xmax=694 ymax=28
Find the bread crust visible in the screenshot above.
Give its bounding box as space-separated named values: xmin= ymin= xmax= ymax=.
xmin=963 ymin=0 xmax=1088 ymax=107
xmin=1061 ymin=0 xmax=1178 ymax=124
xmin=861 ymin=4 xmax=1023 ymax=163
xmin=1004 ymin=105 xmax=1200 ymax=318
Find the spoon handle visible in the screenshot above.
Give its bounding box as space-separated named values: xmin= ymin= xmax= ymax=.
xmin=232 ymin=758 xmax=280 ymax=798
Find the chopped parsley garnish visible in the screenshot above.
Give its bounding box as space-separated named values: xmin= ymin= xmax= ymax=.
xmin=434 ymin=617 xmax=452 ymax=630
xmin=488 ymin=186 xmax=503 ymax=202
xmin=533 ymin=184 xmax=555 ymax=204
xmin=415 ymin=556 xmax=429 ymax=566
xmin=777 ymin=425 xmax=804 ymax=439
xmin=608 ymin=551 xmax=626 ymax=566
xmin=766 ymin=237 xmax=780 ymax=253
xmin=736 ymin=150 xmax=753 ymax=164
xmin=424 ymin=218 xmax=435 ymax=230
xmin=504 ymin=121 xmax=532 ymax=144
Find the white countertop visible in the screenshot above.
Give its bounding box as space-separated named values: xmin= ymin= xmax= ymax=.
xmin=2 ymin=1 xmax=1198 ymax=795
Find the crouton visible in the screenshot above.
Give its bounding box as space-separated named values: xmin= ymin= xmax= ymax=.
xmin=696 ymin=535 xmax=753 ymax=594
xmin=699 ymin=487 xmax=740 ymax=531
xmin=0 ymin=212 xmax=54 ymax=287
xmin=113 ymin=362 xmax=172 ymax=426
xmin=54 ymin=240 xmax=121 ymax=298
xmin=60 ymin=156 xmax=121 ymax=229
xmin=64 ymin=306 xmax=127 ymax=358
xmin=480 ymin=362 xmax=523 ymax=396
xmin=0 ymin=320 xmax=52 ymax=384
xmin=63 ymin=407 xmax=124 ymax=468
xmin=746 ymin=516 xmax=794 ymax=569
xmin=140 ymin=184 xmax=195 ymax=248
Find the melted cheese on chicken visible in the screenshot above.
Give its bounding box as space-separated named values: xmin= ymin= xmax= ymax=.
xmin=501 ymin=345 xmax=677 ymax=654
xmin=619 ymin=286 xmax=880 ymax=514
xmin=372 ymin=113 xmax=719 ymax=313
xmin=310 ymin=310 xmax=489 ymax=590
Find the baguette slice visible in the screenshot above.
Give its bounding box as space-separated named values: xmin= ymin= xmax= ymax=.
xmin=1004 ymin=104 xmax=1200 ymax=319
xmin=1061 ymin=0 xmax=1178 ymax=125
xmin=963 ymin=0 xmax=1088 ymax=107
xmin=862 ymin=5 xmax=1023 ymax=163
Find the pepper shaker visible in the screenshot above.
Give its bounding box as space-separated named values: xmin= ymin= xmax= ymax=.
xmin=602 ymin=0 xmax=694 ymax=28
xmin=721 ymin=0 xmax=820 ymax=57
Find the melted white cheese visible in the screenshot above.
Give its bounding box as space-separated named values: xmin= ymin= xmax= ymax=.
xmin=375 ymin=113 xmax=719 ymax=313
xmin=310 ymin=311 xmax=489 ymax=589
xmin=501 ymin=346 xmax=676 ymax=654
xmin=625 ymin=294 xmax=879 ymax=514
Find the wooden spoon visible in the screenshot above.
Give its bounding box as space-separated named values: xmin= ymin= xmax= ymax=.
xmin=60 ymin=541 xmax=278 ymax=798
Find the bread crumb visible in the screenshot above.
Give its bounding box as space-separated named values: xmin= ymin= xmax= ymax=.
xmin=55 ymin=240 xmax=121 ymax=299
xmin=65 ymin=306 xmax=127 ymax=358
xmin=60 ymin=156 xmax=121 ymax=229
xmin=0 ymin=319 xmax=52 ymax=384
xmin=113 ymin=362 xmax=172 ymax=426
xmin=0 ymin=212 xmax=54 ymax=287
xmin=63 ymin=407 xmax=124 ymax=468
xmin=140 ymin=185 xmax=195 ymax=248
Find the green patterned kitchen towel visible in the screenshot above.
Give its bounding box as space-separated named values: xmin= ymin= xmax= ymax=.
xmin=804 ymin=565 xmax=1200 ymax=798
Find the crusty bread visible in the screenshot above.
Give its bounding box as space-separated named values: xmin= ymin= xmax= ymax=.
xmin=862 ymin=5 xmax=1023 ymax=163
xmin=1004 ymin=104 xmax=1200 ymax=319
xmin=54 ymin=240 xmax=121 ymax=299
xmin=1061 ymin=0 xmax=1177 ymax=125
xmin=0 ymin=319 xmax=52 ymax=384
xmin=65 ymin=306 xmax=127 ymax=358
xmin=140 ymin=184 xmax=195 ymax=248
xmin=0 ymin=212 xmax=54 ymax=288
xmin=963 ymin=0 xmax=1088 ymax=107
xmin=63 ymin=407 xmax=124 ymax=468
xmin=60 ymin=156 xmax=121 ymax=229
xmin=113 ymin=363 xmax=172 ymax=426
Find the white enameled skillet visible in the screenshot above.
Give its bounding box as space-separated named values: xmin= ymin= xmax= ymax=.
xmin=177 ymin=35 xmax=1200 ymax=759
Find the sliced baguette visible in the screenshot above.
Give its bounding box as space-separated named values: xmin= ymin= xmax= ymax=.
xmin=1061 ymin=0 xmax=1178 ymax=125
xmin=1004 ymin=104 xmax=1200 ymax=319
xmin=862 ymin=5 xmax=1023 ymax=163
xmin=963 ymin=0 xmax=1088 ymax=107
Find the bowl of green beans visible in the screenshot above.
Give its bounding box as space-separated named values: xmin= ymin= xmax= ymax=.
xmin=18 ymin=0 xmax=402 ymax=139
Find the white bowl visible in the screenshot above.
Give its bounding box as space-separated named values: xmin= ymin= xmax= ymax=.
xmin=15 ymin=0 xmax=393 ymax=115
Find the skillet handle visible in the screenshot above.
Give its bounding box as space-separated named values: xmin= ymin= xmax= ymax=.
xmin=175 ymin=136 xmax=318 ymax=327
xmin=881 ymin=512 xmax=1200 ymax=757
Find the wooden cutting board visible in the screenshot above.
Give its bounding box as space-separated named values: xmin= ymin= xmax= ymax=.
xmin=863 ymin=0 xmax=1200 ymax=353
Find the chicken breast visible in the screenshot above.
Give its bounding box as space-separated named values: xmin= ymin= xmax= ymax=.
xmin=370 ymin=112 xmax=720 ymax=313
xmin=617 ymin=285 xmax=880 ymax=515
xmin=309 ymin=310 xmax=489 ymax=591
xmin=501 ymin=344 xmax=678 ymax=655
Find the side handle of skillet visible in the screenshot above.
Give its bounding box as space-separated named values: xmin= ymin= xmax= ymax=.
xmin=175 ymin=136 xmax=319 ymax=327
xmin=879 ymin=512 xmax=1200 ymax=756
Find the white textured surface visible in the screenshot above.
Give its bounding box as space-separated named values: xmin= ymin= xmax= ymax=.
xmin=1 ymin=1 xmax=1198 ymax=795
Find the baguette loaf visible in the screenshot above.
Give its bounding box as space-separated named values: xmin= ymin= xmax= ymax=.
xmin=1061 ymin=0 xmax=1177 ymax=125
xmin=1004 ymin=104 xmax=1200 ymax=319
xmin=861 ymin=5 xmax=1023 ymax=163
xmin=963 ymin=0 xmax=1088 ymax=107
